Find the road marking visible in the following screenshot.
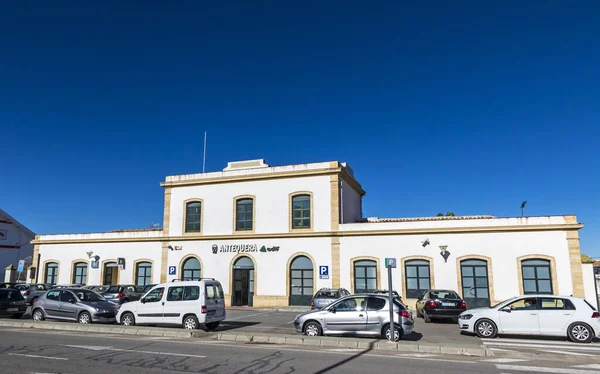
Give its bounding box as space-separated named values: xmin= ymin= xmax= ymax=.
xmin=63 ymin=345 xmax=206 ymax=358
xmin=489 ymin=348 xmax=518 ymax=352
xmin=396 ymin=354 xmax=438 ymax=358
xmin=8 ymin=353 xmax=69 ymax=361
xmin=225 ymin=311 xmax=273 ymax=321
xmin=482 ymin=342 xmax=600 ymax=351
xmin=543 ymin=350 xmax=595 ymax=357
xmin=481 ymin=358 xmax=528 ymax=363
xmin=496 ymin=364 xmax=600 ymax=374
xmin=482 ymin=338 xmax=598 ymax=346
xmin=574 ymin=365 xmax=600 ymax=370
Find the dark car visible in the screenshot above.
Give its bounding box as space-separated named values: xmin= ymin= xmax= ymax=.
xmin=0 ymin=283 xmax=19 ymax=289
xmin=415 ymin=289 xmax=467 ymax=323
xmin=0 ymin=288 xmax=27 ymax=318
xmin=310 ymin=288 xmax=350 ymax=309
xmin=142 ymin=284 xmax=157 ymax=295
xmin=84 ymin=285 xmax=109 ymax=294
xmin=102 ymin=285 xmax=143 ymax=304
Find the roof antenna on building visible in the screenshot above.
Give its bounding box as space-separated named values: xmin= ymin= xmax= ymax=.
xmin=202 ymin=131 xmax=207 ymax=173
xmin=521 ymin=201 xmax=527 ymax=217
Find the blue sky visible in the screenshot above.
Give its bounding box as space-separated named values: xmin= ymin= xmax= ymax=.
xmin=1 ymin=1 xmax=599 ymax=256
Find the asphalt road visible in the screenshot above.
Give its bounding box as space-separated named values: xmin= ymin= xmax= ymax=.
xmin=5 ymin=328 xmax=599 ymax=374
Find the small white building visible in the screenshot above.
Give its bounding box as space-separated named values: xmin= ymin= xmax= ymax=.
xmin=0 ymin=208 xmax=35 ymax=282
xmin=30 ymin=159 xmax=597 ymax=308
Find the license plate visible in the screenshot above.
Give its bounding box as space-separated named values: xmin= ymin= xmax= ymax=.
xmin=442 ymin=302 xmax=455 ymax=307
xmin=7 ymin=308 xmax=18 ymax=312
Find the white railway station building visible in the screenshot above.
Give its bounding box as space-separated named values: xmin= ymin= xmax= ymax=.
xmin=30 ymin=159 xmax=598 ymax=308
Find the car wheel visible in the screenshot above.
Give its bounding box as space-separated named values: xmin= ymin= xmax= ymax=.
xmin=183 ymin=315 xmax=199 ymax=330
xmin=32 ymin=309 xmax=44 ymax=321
xmin=205 ymin=321 xmax=220 ymax=331
xmin=383 ymin=324 xmax=403 ymax=342
xmin=568 ymin=323 xmax=593 ymax=343
xmin=121 ymin=312 xmax=136 ymax=326
xmin=423 ymin=310 xmax=431 ymax=323
xmin=11 ymin=313 xmax=24 ymax=319
xmin=304 ymin=321 xmax=323 ymax=337
xmin=78 ymin=311 xmax=92 ymax=324
xmin=475 ymin=319 xmax=497 ymax=338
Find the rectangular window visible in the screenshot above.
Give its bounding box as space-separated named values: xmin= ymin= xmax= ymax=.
xmin=73 ymin=264 xmax=87 ymax=285
xmin=167 ymin=286 xmax=184 ymax=301
xmin=183 ymin=286 xmax=200 ymax=301
xmin=236 ymin=199 xmax=253 ymax=231
xmin=206 ymin=285 xmax=215 ymax=300
xmin=291 ymin=195 xmax=311 ymax=229
xmin=136 ymin=263 xmax=152 ymax=286
xmin=521 ymin=260 xmax=553 ymax=295
xmin=353 ymin=261 xmax=377 ymax=293
xmin=185 ymin=201 xmax=201 ymax=233
xmin=405 ymin=260 xmax=431 ymax=299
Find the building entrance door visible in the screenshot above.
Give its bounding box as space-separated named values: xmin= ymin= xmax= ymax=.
xmin=289 ymin=256 xmax=314 ymax=306
xmin=103 ymin=263 xmax=119 ymax=286
xmin=460 ymin=259 xmax=490 ymax=308
xmin=232 ymin=257 xmax=254 ymax=307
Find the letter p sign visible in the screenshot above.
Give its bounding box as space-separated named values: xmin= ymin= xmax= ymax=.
xmin=319 ymin=265 xmax=329 ymax=279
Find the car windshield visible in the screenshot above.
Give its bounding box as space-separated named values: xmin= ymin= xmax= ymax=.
xmin=429 ymin=291 xmax=460 ymax=299
xmin=74 ymin=290 xmax=106 ymax=302
xmin=315 ymin=290 xmax=338 ymax=298
xmin=106 ymin=286 xmax=123 ymax=293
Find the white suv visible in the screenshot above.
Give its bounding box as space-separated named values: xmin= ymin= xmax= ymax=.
xmin=458 ymin=295 xmax=600 ymax=343
xmin=116 ymin=280 xmax=226 ymax=330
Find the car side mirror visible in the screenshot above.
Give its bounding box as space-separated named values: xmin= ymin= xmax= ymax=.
xmin=70 ymin=299 xmax=77 ymax=304
xmin=328 ymin=307 xmax=336 ymax=313
xmin=141 ymin=298 xmax=146 ymax=304
xmin=500 ymin=307 xmax=511 ymax=313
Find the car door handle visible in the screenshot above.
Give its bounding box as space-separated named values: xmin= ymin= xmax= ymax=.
xmin=530 ymin=313 xmax=537 ymax=315
xmin=359 ymin=314 xmax=364 ymax=317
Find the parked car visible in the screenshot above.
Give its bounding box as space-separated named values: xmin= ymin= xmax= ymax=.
xmin=0 ymin=283 xmax=19 ymax=289
xmin=295 ymin=294 xmax=414 ymax=341
xmin=0 ymin=288 xmax=27 ymax=318
xmin=372 ymin=290 xmax=405 ymax=306
xmin=31 ymin=288 xmax=120 ymax=324
xmin=116 ymin=280 xmax=226 ymax=330
xmin=458 ymin=295 xmax=600 ymax=343
xmin=84 ymin=285 xmax=109 ymax=294
xmin=51 ymin=284 xmax=85 ymax=289
xmin=416 ymin=289 xmax=467 ymax=323
xmin=102 ymin=285 xmax=144 ymax=304
xmin=142 ymin=284 xmax=157 ymax=295
xmin=15 ymin=284 xmax=51 ymax=305
xmin=311 ymin=288 xmax=351 ymax=309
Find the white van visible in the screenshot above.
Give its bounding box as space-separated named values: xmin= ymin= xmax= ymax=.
xmin=116 ymin=279 xmax=226 ymax=330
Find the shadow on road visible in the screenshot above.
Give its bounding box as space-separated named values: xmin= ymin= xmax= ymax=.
xmin=210 ymin=321 xmax=261 ymax=332
xmin=401 ymin=331 xmax=423 ymax=341
xmin=311 ymin=340 xmax=375 ymax=374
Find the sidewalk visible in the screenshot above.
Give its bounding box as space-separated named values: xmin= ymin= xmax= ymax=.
xmin=227 ymin=306 xmax=310 ymax=312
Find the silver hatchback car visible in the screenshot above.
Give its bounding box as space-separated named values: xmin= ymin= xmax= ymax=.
xmin=294 ymin=294 xmax=414 ymax=341
xmin=32 ymin=288 xmax=120 ymax=324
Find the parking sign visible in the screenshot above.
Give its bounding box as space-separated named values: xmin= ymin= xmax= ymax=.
xmin=168 ymin=266 xmax=176 ymax=275
xmin=319 ymin=265 xmax=329 ymax=279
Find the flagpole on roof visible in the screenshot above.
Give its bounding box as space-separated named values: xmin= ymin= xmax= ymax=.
xmin=203 ymin=131 xmax=207 ymax=173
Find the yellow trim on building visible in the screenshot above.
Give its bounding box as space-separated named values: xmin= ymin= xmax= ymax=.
xmin=131 ymin=258 xmax=155 ymax=285
xmin=349 ymin=256 xmax=381 ymax=294
xmin=331 ymin=237 xmax=341 ymax=288
xmin=40 ymin=259 xmax=60 ymax=285
xmin=566 ymin=230 xmax=585 ymax=297
xmin=455 ymin=255 xmax=496 ymax=305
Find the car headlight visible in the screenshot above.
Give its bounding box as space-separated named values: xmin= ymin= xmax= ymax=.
xmin=459 ymin=314 xmax=473 ymax=320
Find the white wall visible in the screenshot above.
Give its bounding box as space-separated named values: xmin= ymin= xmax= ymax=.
xmin=341 ymin=181 xmax=362 ymax=223
xmin=167 ymin=237 xmax=332 ymax=296
xmin=169 ymin=176 xmax=332 ymax=236
xmin=37 ymin=242 xmax=163 ymax=286
xmin=340 ymin=230 xmax=572 ymax=302
xmin=0 ymin=221 xmax=34 ymax=281
xmin=582 ymin=263 xmax=599 ymax=309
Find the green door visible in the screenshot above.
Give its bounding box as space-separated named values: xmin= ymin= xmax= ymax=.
xmin=460 ymin=259 xmax=490 ymax=309
xmin=289 ymin=256 xmax=314 ymax=306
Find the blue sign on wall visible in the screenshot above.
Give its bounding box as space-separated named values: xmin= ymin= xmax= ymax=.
xmin=319 ymin=265 xmax=329 ymax=279
xmin=168 ymin=266 xmax=176 ymax=275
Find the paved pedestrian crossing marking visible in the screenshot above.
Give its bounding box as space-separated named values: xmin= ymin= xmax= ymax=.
xmin=496 ymin=364 xmax=600 ymax=374
xmin=574 ymin=366 xmax=600 ymax=370
xmin=481 ymin=358 xmax=528 ymax=363
xmin=543 ymin=349 xmax=595 ymax=357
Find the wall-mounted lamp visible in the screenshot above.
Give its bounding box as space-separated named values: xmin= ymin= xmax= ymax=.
xmin=86 ymin=251 xmax=94 ymax=259
xmin=421 ymin=238 xmax=430 ymax=247
xmin=439 ymin=245 xmax=450 ymax=263
xmin=168 ymin=245 xmax=182 ymax=251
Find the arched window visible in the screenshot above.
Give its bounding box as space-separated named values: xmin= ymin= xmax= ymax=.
xmin=405 ymin=259 xmax=431 ymax=298
xmin=45 ymin=262 xmax=58 ymax=285
xmin=135 ymin=262 xmax=152 ymax=286
xmin=185 ymin=201 xmax=202 ymax=233
xmin=72 ymin=262 xmax=87 ymax=285
xmin=521 ymin=259 xmax=553 ymax=294
xmin=291 ymin=194 xmax=311 ymax=229
xmin=182 ymin=257 xmax=201 ymax=281
xmin=235 ymin=198 xmax=254 ymax=231
xmin=354 ymin=260 xmax=377 ymax=293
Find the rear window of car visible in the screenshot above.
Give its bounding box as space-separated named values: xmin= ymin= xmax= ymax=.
xmin=106 ymin=286 xmax=123 ymax=293
xmin=315 ymin=290 xmax=338 ymax=298
xmin=0 ymin=290 xmax=24 ymax=301
xmin=429 ymin=291 xmax=460 ymax=299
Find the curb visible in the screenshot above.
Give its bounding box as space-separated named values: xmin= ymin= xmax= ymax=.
xmin=0 ymin=320 xmax=208 ymax=339
xmin=216 ymin=332 xmax=494 ymax=357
